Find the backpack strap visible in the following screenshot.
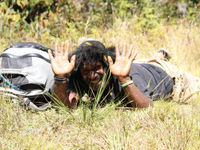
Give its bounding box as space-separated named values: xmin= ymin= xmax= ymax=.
xmin=0 ymin=87 xmax=52 ymax=111
xmin=21 ymin=97 xmax=52 ymax=111
xmin=10 ymin=42 xmax=51 ymax=52
xmin=0 ymin=53 xmax=51 ymax=63
xmin=0 ymin=72 xmax=19 ymax=90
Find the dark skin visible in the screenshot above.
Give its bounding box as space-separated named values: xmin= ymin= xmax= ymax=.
xmin=48 ymin=42 xmax=153 ymax=108
xmin=80 ymin=62 xmax=105 ymax=91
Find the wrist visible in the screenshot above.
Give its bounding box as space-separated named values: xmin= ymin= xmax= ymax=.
xmin=55 ymin=74 xmax=68 ymax=78
xmin=54 ymin=75 xmax=67 ymax=84
xmin=117 ymin=76 xmax=134 ymax=88
xmin=117 ymin=76 xmax=132 ymax=84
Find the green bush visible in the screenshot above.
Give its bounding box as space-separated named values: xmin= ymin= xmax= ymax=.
xmin=0 ymin=0 xmax=199 ymax=38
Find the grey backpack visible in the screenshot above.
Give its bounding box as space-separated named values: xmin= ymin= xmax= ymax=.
xmin=0 ymin=42 xmax=55 ymax=111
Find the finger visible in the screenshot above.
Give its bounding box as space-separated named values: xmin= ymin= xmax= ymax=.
xmin=107 ymin=56 xmax=113 ymax=66
xmin=115 ymin=44 xmax=120 ymax=62
xmin=61 ymin=42 xmax=65 ymax=55
xmin=122 ymin=44 xmax=126 ymax=56
xmin=48 ymin=49 xmax=54 ymax=61
xmin=54 ymin=43 xmax=58 ymax=57
xmin=65 ymin=41 xmax=70 ymax=59
xmin=127 ymin=45 xmax=133 ymax=58
xmin=70 ymin=55 xmax=76 ymax=67
xmin=115 ymin=44 xmax=120 ymax=57
xmin=131 ymin=51 xmax=137 ymax=62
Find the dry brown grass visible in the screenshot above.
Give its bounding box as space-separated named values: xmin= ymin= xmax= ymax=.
xmin=0 ymin=18 xmax=200 ymax=149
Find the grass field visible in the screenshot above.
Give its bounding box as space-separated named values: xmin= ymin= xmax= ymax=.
xmin=1 ymin=97 xmax=200 ymax=149
xmin=0 ymin=17 xmax=200 ymax=149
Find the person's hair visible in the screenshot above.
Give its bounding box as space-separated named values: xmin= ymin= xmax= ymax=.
xmin=69 ymin=40 xmax=115 ymax=71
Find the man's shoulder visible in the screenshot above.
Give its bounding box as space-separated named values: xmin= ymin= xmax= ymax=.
xmin=132 ymin=62 xmax=165 ymax=72
xmin=130 ymin=62 xmax=170 ymax=79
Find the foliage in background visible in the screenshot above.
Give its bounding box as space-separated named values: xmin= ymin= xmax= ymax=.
xmin=0 ymin=1 xmax=200 ymax=149
xmin=0 ymin=0 xmax=199 ymax=40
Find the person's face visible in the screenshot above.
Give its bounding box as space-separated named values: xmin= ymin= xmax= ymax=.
xmin=80 ymin=62 xmax=105 ymax=91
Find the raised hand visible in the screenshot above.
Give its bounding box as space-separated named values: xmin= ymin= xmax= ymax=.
xmin=107 ymin=44 xmax=137 ymax=77
xmin=48 ymin=42 xmax=76 ymax=77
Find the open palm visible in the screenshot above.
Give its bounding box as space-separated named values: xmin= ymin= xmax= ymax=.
xmin=48 ymin=42 xmax=76 ymax=76
xmin=108 ymin=44 xmax=136 ymax=77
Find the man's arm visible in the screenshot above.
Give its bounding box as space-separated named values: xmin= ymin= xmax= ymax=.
xmin=108 ymin=44 xmax=152 ymax=108
xmin=53 ymin=81 xmax=79 ymax=108
xmin=48 ymin=42 xmax=78 ymax=108
xmin=118 ymin=76 xmax=152 ymax=108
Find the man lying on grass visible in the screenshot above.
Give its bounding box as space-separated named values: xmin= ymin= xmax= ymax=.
xmin=48 ymin=41 xmax=199 ymax=109
xmin=48 ymin=40 xmax=174 ymax=108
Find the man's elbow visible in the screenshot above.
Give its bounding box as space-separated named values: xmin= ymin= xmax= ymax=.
xmin=138 ymin=99 xmax=153 ymax=108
